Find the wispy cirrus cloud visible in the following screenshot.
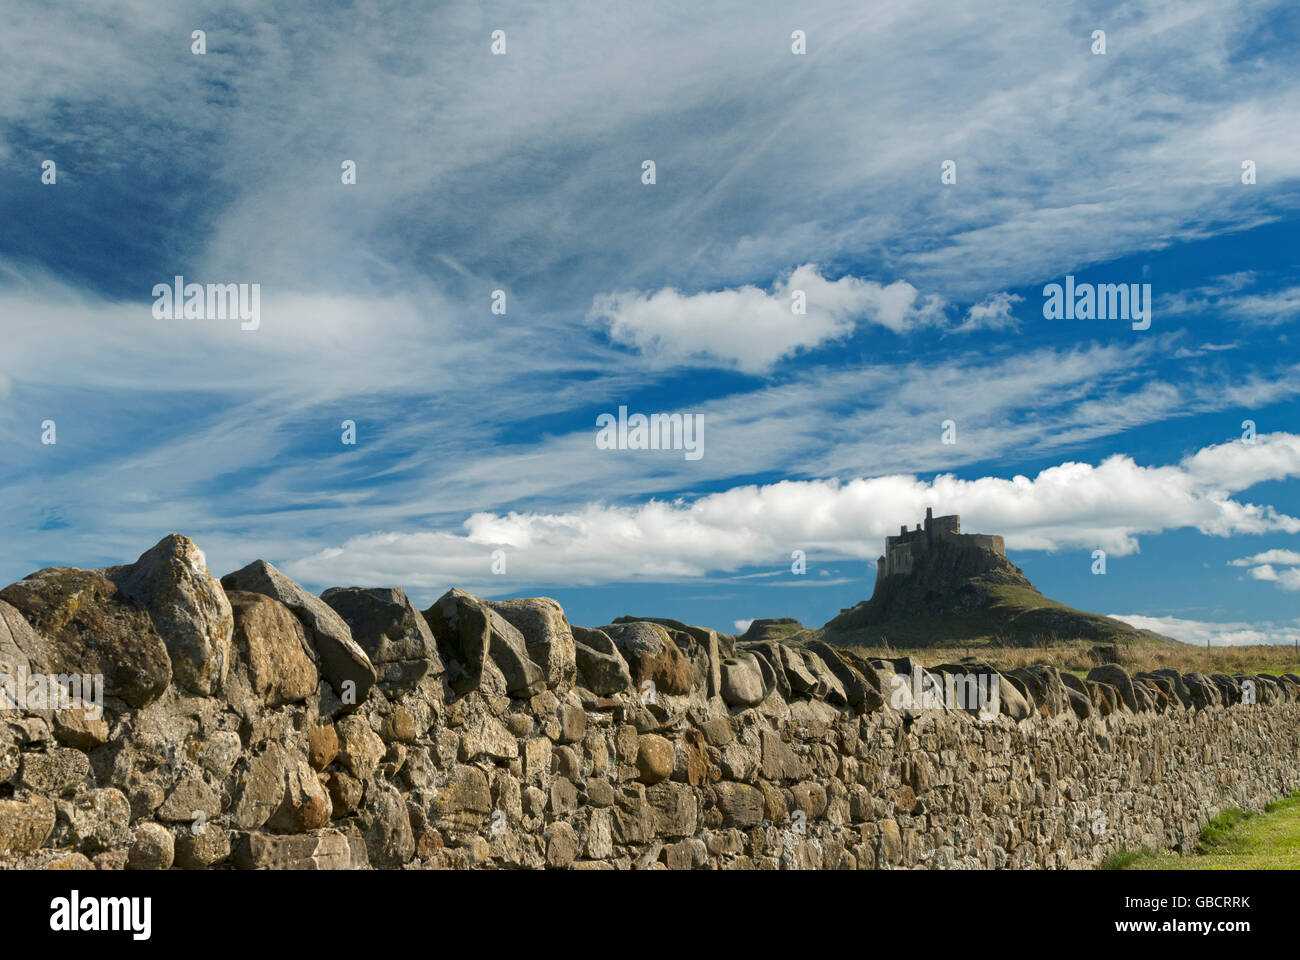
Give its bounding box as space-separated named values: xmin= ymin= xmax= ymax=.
xmin=1160 ymin=273 xmax=1300 ymax=327
xmin=4 ymin=0 xmax=1300 ymax=636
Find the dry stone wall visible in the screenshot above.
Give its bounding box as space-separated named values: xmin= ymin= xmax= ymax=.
xmin=2 ymin=534 xmax=1298 ymax=870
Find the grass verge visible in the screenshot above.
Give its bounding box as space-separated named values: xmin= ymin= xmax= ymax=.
xmin=1103 ymin=793 xmax=1300 ymax=869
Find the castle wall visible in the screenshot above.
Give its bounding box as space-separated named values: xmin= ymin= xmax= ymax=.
xmin=884 ymin=540 xmax=914 ymax=577
xmin=929 ymin=515 xmax=960 ymax=538
xmin=953 ymin=533 xmax=1005 ymax=556
xmin=880 ymin=515 xmax=1003 ymax=578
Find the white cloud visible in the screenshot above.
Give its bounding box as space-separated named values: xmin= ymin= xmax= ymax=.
xmin=5 ymin=0 xmax=1300 ymax=307
xmin=1107 ymin=614 xmax=1300 ymax=647
xmin=5 ymin=0 xmax=1300 ymax=622
xmin=285 ymin=433 xmax=1300 ymax=595
xmin=1183 ymin=432 xmax=1300 ymax=491
xmin=1172 ymin=341 xmax=1238 ymax=359
xmin=3 ymin=265 xmax=1298 ymax=595
xmin=1160 ymin=273 xmax=1300 ymax=328
xmin=733 ymin=619 xmax=754 ymax=632
xmin=1229 ymin=548 xmax=1300 ymax=592
xmin=586 ymin=264 xmax=946 ymax=373
xmin=1229 ymin=549 xmax=1300 ymax=567
xmin=1226 ymin=287 xmax=1300 ymax=326
xmin=953 ymin=292 xmax=1023 ymax=333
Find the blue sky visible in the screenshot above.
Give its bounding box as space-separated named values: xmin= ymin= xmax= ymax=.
xmin=2 ymin=0 xmax=1298 ymax=643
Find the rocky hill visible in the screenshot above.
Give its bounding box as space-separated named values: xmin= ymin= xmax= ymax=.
xmin=821 ymin=511 xmax=1178 ymax=648
xmin=2 ymin=533 xmax=1288 ymax=872
xmin=737 ymin=618 xmax=806 ymax=643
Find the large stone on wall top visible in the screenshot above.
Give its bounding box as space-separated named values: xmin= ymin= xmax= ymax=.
xmin=571 ymin=626 xmax=633 ymax=696
xmin=599 ymin=621 xmax=693 ymax=696
xmin=1209 ymin=673 xmax=1241 ymax=705
xmin=224 ymin=590 xmax=319 ymax=710
xmin=806 ymin=642 xmax=879 ymax=709
xmin=870 ymin=657 xmax=950 ymax=715
xmin=927 ymin=662 xmax=1003 ymax=718
xmin=1063 ymin=684 xmax=1092 ymax=719
xmin=1086 ymin=664 xmax=1138 ymax=713
xmin=0 ymin=568 xmax=173 ymax=709
xmin=102 ymin=534 xmax=233 ymax=697
xmin=1006 ymin=665 xmax=1068 ymax=718
xmin=996 ymin=674 xmax=1033 ymax=720
xmin=1182 ymin=672 xmax=1221 ymax=710
xmin=794 ymin=647 xmax=848 ymax=707
xmin=424 ymin=588 xmax=546 ymax=698
xmin=1086 ymin=679 xmax=1118 ymax=715
xmin=0 ymin=598 xmax=47 ymax=684
xmin=720 ymin=652 xmax=767 ymax=707
xmin=487 ymin=597 xmax=577 ymax=687
xmin=615 ymin=616 xmax=724 ymax=697
xmin=322 ymin=586 xmax=443 ymax=694
xmin=777 ymin=644 xmax=826 ymax=699
xmin=221 ymin=560 xmax=376 ymax=706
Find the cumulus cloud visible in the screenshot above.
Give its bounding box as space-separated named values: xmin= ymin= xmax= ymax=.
xmin=1229 ymin=548 xmax=1300 ymax=591
xmin=1107 ymin=614 xmax=1300 ymax=647
xmin=6 ymin=0 xmax=1300 ymax=632
xmin=1183 ymin=432 xmax=1300 ymax=491
xmin=1229 ymin=549 xmax=1300 ymax=566
xmin=953 ymin=292 xmax=1023 ymax=333
xmin=285 ymin=433 xmax=1300 ymax=596
xmin=586 ymin=264 xmax=946 ymax=373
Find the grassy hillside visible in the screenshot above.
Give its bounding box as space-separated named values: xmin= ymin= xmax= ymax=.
xmin=817 ymin=582 xmax=1176 ymax=649
xmin=739 ymin=618 xmax=807 ymax=643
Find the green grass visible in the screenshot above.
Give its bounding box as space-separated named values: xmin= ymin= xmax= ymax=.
xmin=797 ymin=640 xmax=1300 ymax=681
xmin=743 ymin=619 xmax=806 ymax=642
xmin=1104 ymin=794 xmax=1300 ymax=870
xmin=1099 ymin=847 xmax=1164 ymax=871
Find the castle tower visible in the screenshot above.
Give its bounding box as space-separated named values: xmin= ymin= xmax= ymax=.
xmin=878 ymin=507 xmax=1004 ymax=582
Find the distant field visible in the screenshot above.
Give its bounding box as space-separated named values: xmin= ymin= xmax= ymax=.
xmin=826 ymin=639 xmax=1300 ymax=679
xmin=1103 ymin=794 xmax=1300 ymax=870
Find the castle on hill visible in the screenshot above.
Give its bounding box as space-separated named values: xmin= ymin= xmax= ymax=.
xmin=826 ymin=508 xmax=1173 ymax=647
xmin=875 ymin=508 xmax=1005 ymax=585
